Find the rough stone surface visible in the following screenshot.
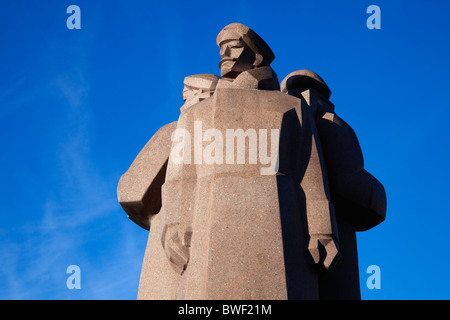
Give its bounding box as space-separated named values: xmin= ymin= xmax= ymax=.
xmin=117 ymin=23 xmax=386 ymax=300
xmin=181 ymin=74 xmax=220 ymax=113
xmin=281 ymin=71 xmax=387 ymax=299
xmin=117 ymin=121 xmax=177 ymax=230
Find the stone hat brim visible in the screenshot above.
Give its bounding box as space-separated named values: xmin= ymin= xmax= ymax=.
xmin=216 ymin=23 xmax=275 ymax=64
xmin=281 ymin=70 xmax=331 ymax=99
xmin=184 ymin=74 xmax=220 ymax=91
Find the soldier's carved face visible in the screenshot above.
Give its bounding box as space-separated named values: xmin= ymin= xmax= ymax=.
xmin=219 ymin=39 xmax=257 ymax=79
xmin=181 ymin=85 xmax=212 ymax=111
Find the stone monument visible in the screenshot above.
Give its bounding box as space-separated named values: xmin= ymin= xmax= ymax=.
xmin=117 ymin=23 xmax=386 ymax=300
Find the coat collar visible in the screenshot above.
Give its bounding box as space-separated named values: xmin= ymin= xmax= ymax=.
xmin=216 ymin=66 xmax=280 ymax=91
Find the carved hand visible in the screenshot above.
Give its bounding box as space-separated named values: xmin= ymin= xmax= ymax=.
xmin=308 ymin=234 xmax=341 ymax=270
xmin=161 ymin=223 xmax=190 ymax=275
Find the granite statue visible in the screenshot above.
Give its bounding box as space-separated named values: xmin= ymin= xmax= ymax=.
xmin=117 ymin=23 xmax=386 ymax=300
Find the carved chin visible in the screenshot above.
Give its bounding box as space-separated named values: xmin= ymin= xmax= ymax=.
xmin=220 ymin=64 xmax=233 ymax=76
xmin=221 ymin=65 xmax=242 ymax=79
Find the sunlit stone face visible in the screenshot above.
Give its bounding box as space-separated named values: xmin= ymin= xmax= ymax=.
xmin=218 ymin=39 xmax=256 ymax=79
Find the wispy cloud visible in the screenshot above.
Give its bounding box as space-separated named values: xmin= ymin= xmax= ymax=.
xmin=0 ymin=59 xmax=145 ymax=299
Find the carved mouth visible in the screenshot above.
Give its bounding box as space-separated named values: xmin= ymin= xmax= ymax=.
xmin=219 ymin=58 xmax=236 ymax=69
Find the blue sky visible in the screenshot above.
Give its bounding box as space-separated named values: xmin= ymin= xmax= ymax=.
xmin=0 ymin=0 xmax=449 ymax=300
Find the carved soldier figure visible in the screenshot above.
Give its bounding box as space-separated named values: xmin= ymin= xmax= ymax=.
xmin=117 ymin=23 xmax=384 ymax=300
xmin=180 ymin=74 xmax=220 ymax=113
xmin=117 ymin=74 xmax=220 ymax=299
xmin=281 ymin=70 xmax=387 ymax=299
xmin=156 ymin=23 xmax=341 ymax=300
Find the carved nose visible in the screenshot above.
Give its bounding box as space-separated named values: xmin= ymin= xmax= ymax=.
xmin=220 ymin=45 xmax=230 ymax=57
